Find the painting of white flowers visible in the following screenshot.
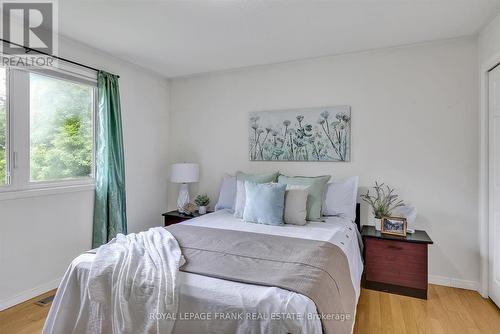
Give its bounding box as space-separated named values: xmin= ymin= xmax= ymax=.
xmin=249 ymin=106 xmax=351 ymax=162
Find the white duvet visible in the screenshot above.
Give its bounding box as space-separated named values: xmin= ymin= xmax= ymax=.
xmin=42 ymin=210 xmax=363 ymax=334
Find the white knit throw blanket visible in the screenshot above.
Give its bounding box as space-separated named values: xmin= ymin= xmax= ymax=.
xmin=88 ymin=227 xmax=183 ymax=334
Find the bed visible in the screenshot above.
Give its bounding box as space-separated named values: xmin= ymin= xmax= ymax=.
xmin=43 ymin=209 xmax=363 ymax=334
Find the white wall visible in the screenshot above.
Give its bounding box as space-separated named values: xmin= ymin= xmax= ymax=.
xmin=168 ymin=38 xmax=480 ymax=289
xmin=0 ymin=37 xmax=170 ymax=309
xmin=479 ymin=13 xmax=500 ymax=65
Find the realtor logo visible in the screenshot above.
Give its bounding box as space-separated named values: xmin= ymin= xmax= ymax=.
xmin=1 ymin=0 xmax=57 ymax=55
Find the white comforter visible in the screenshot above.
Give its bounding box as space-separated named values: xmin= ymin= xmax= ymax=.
xmin=43 ymin=227 xmax=183 ymax=334
xmin=42 ymin=211 xmax=363 ymax=334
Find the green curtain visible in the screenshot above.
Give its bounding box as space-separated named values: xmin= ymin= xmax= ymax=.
xmin=92 ymin=71 xmax=127 ymax=248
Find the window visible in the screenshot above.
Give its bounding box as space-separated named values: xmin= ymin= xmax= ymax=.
xmin=0 ymin=67 xmax=96 ymax=193
xmin=30 ymin=73 xmax=94 ymax=182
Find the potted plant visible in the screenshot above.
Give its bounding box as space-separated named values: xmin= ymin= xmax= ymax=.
xmin=361 ymin=182 xmax=404 ymax=231
xmin=194 ymin=194 xmax=210 ymax=214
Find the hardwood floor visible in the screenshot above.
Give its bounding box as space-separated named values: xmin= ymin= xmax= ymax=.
xmin=0 ymin=285 xmax=498 ymax=334
xmin=353 ymin=285 xmax=500 ymax=334
xmin=0 ymin=290 xmax=55 ymax=334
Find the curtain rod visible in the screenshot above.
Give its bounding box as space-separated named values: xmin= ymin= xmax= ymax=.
xmin=0 ymin=38 xmax=120 ymax=78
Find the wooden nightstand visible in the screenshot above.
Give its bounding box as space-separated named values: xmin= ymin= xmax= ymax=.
xmin=361 ymin=225 xmax=433 ymax=299
xmin=162 ymin=210 xmax=213 ymax=226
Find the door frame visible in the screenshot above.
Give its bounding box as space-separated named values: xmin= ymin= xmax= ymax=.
xmin=479 ymin=51 xmax=500 ymax=298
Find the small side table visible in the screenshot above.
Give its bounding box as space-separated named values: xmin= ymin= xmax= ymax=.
xmin=162 ymin=210 xmax=213 ymax=226
xmin=361 ymin=225 xmax=433 ymax=299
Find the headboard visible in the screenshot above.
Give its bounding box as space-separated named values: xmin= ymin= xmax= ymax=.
xmin=355 ymin=203 xmax=361 ymax=232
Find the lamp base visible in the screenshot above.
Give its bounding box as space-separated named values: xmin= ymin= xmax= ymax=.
xmin=177 ymin=183 xmax=190 ymax=213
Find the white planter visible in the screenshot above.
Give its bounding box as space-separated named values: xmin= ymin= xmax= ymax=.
xmin=369 ymin=214 xmax=382 ymax=231
xmin=198 ymin=206 xmax=207 ymax=215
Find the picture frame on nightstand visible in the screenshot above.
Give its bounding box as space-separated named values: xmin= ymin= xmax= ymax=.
xmin=381 ymin=216 xmax=407 ymax=237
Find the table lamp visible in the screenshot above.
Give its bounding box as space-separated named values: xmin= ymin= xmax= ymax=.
xmin=170 ymin=163 xmax=199 ymax=213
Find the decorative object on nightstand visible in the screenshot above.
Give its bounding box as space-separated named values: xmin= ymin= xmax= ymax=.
xmin=380 ymin=216 xmax=407 ymax=236
xmin=361 ymin=181 xmax=405 ymax=231
xmin=182 ymin=203 xmax=198 ymax=215
xmin=194 ymin=194 xmax=210 ymax=214
xmin=162 ymin=210 xmax=213 ymax=226
xmin=170 ymin=163 xmax=199 ymax=213
xmin=361 ymin=225 xmax=433 ymax=299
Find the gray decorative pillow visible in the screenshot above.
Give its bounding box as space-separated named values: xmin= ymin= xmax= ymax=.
xmin=278 ymin=174 xmax=331 ymax=221
xmin=284 ymin=185 xmax=310 ymax=225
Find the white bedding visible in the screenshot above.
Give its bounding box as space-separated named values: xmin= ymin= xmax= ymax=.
xmin=43 ymin=210 xmax=363 ymax=334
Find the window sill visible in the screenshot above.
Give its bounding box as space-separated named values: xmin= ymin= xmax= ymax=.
xmin=0 ymin=183 xmax=95 ymax=201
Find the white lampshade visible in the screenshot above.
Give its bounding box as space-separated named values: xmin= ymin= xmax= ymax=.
xmin=170 ymin=163 xmax=199 ymax=183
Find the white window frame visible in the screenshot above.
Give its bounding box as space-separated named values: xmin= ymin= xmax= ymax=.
xmin=0 ymin=66 xmax=97 ymax=198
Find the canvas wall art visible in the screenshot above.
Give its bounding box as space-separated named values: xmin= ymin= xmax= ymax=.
xmin=249 ymin=106 xmax=351 ymax=161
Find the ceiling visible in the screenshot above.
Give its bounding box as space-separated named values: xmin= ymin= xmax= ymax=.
xmin=58 ymin=0 xmax=500 ymax=78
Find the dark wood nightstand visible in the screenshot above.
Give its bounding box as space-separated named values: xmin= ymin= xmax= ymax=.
xmin=162 ymin=210 xmax=213 ymax=226
xmin=361 ymin=225 xmax=433 ymax=299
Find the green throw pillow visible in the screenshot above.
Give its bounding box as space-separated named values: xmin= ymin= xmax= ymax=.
xmin=278 ymin=174 xmax=331 ymax=221
xmin=236 ymin=171 xmax=279 ymax=183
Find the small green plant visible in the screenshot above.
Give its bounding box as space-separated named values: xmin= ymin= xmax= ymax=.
xmin=194 ymin=194 xmax=210 ymax=207
xmin=361 ymin=182 xmax=404 ymax=218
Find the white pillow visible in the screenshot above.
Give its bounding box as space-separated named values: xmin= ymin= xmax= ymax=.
xmin=214 ymin=174 xmax=236 ymax=211
xmin=395 ymin=204 xmax=417 ymax=224
xmin=284 ymin=185 xmax=309 ymax=225
xmin=322 ymin=176 xmax=359 ymax=221
xmin=233 ymin=179 xmax=246 ymax=218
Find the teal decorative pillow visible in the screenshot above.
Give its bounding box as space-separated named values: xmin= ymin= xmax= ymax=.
xmin=243 ymin=181 xmax=286 ymax=225
xmin=233 ymin=171 xmax=279 ymax=218
xmin=278 ymin=174 xmax=331 ymax=221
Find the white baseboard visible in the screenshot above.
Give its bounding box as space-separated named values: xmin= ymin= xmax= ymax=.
xmin=428 ymin=275 xmax=479 ymax=291
xmin=0 ymin=278 xmax=61 ymax=311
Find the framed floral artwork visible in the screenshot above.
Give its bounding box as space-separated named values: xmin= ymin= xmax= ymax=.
xmin=249 ymin=106 xmax=351 ymax=161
